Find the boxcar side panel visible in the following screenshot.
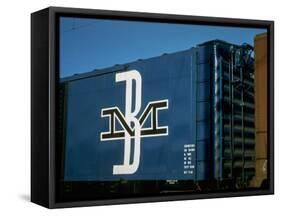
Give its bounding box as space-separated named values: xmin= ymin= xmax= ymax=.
xmin=63 ymin=50 xmax=199 ymax=181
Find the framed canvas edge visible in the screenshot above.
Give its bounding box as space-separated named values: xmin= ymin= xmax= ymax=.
xmin=43 ymin=6 xmax=274 ymax=208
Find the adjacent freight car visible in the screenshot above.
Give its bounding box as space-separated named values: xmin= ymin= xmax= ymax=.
xmin=250 ymin=33 xmax=268 ymax=188
xmin=59 ymin=39 xmax=256 ymax=192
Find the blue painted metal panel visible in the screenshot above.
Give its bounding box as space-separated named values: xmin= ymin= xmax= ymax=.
xmin=63 ymin=49 xmax=200 ymax=181
xmin=196 ymin=59 xmax=212 ymax=180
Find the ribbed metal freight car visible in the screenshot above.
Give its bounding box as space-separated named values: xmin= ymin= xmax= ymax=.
xmin=59 ymin=39 xmax=255 ymax=190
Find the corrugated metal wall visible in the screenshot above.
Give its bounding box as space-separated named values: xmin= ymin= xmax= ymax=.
xmin=221 ymin=45 xmax=256 ymax=185
xmin=198 ymin=40 xmax=256 ymax=185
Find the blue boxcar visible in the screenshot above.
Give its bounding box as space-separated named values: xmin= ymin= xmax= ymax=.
xmin=60 ymin=40 xmax=255 ymax=183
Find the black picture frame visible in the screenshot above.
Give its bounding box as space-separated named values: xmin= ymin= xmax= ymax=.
xmin=31 ymin=6 xmax=274 ymax=208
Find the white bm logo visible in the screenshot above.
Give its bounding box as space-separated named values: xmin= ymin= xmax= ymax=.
xmin=100 ymin=70 xmax=169 ymax=175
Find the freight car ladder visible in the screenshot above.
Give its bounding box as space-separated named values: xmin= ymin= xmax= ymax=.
xmin=221 ymin=46 xmax=255 ymax=187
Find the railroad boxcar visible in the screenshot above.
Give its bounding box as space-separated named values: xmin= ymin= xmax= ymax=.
xmin=59 ymin=39 xmax=255 ymax=191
